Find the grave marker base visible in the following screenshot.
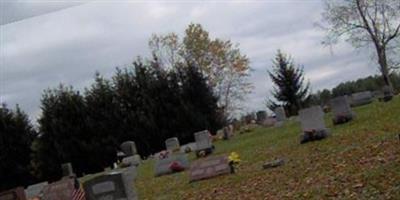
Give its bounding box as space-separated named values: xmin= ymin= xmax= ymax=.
xmin=300 ymin=129 xmax=330 ymax=144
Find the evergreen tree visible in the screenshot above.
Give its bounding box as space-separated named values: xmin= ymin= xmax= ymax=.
xmin=0 ymin=104 xmax=36 ymax=190
xmin=267 ymin=50 xmax=310 ymax=115
xmin=84 ymin=73 xmax=120 ymax=170
xmin=34 ymin=85 xmax=89 ymax=181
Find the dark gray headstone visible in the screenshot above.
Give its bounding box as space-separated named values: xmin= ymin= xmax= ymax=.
xmin=222 ymin=126 xmax=231 ymax=140
xmin=0 ymin=187 xmax=26 ymax=200
xmin=121 ymin=154 xmax=141 ymax=167
xmin=61 ymin=163 xmax=74 ymax=177
xmin=194 ymin=130 xmax=213 ymax=157
xmin=83 ymin=166 xmax=137 ymax=200
xmin=330 ymin=96 xmax=355 ymax=125
xmin=274 ymin=106 xmax=286 ymax=122
xmin=189 ymin=155 xmax=231 ymax=182
xmin=351 ymin=91 xmax=373 ymax=107
xmin=120 ymin=141 xmax=137 ymax=157
xmin=299 ymin=106 xmax=330 ymax=144
xmin=382 ymin=85 xmax=394 ymax=102
xmin=25 ymin=182 xmax=48 ymax=199
xmin=256 ymin=110 xmax=267 ymax=123
xmin=154 ymin=153 xmax=190 ymax=177
xmin=42 ymin=178 xmax=75 ymax=200
xmin=165 ymin=137 xmax=180 ymax=152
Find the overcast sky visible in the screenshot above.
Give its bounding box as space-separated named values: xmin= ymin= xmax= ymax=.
xmin=1 ymin=0 xmax=379 ymax=122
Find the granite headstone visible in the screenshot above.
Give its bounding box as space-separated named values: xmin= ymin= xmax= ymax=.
xmin=330 ymin=96 xmax=355 ymax=125
xmin=83 ymin=166 xmax=137 ymax=200
xmin=299 ymin=106 xmax=330 ymax=144
xmin=189 ymin=155 xmax=231 ymax=182
xmin=120 ymin=141 xmax=137 ymax=157
xmin=351 ymin=91 xmax=373 ymax=107
xmin=194 ymin=130 xmax=213 ymax=157
xmin=165 ymin=137 xmax=180 ymax=152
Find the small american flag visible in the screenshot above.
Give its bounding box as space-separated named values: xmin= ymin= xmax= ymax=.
xmin=72 ymin=178 xmax=86 ymax=200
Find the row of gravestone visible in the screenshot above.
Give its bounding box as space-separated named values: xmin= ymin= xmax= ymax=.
xmin=257 ymin=89 xmax=390 ymax=128
xmin=255 ymin=95 xmax=361 ymax=144
xmin=154 ymin=130 xmax=214 ymax=177
xmin=0 ymin=163 xmax=139 ymax=200
xmin=154 ymin=130 xmax=235 ymax=182
xmin=1 ymin=140 xmax=142 ymax=200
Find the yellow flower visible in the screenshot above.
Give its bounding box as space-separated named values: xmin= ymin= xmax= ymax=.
xmin=228 ymin=152 xmax=241 ymax=163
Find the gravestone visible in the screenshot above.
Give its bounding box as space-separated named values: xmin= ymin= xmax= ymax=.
xmin=299 ymin=106 xmax=330 ymax=144
xmin=194 ymin=130 xmax=213 ymax=157
xmin=382 ymin=85 xmax=393 ymax=102
xmin=120 ymin=141 xmax=137 ymax=157
xmin=42 ymin=178 xmax=75 ymax=200
xmin=351 ymin=91 xmax=373 ymax=107
xmin=180 ymin=142 xmax=196 ymax=153
xmin=330 ymin=96 xmax=355 ymax=125
xmin=275 ymin=106 xmax=286 ymax=121
xmin=25 ymin=182 xmax=48 ymax=200
xmin=121 ymin=154 xmax=141 ymax=167
xmin=0 ymin=187 xmax=26 ymax=200
xmin=262 ymin=117 xmax=277 ymax=127
xmin=256 ymin=110 xmax=267 ymax=124
xmin=274 ymin=106 xmax=286 ymax=127
xmin=222 ymin=126 xmax=231 ymax=140
xmin=154 ymin=153 xmax=190 ymax=177
xmin=189 ymin=155 xmax=231 ymax=182
xmin=165 ymin=137 xmax=180 ymax=152
xmin=83 ymin=166 xmax=137 ymax=200
xmin=61 ymin=163 xmax=74 ymax=177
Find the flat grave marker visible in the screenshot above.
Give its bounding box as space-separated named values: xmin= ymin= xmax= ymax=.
xmin=42 ymin=178 xmax=75 ymax=200
xmin=25 ymin=182 xmax=48 ymax=200
xmin=0 ymin=187 xmax=26 ymax=200
xmin=154 ymin=153 xmax=190 ymax=177
xmin=189 ymin=155 xmax=231 ymax=182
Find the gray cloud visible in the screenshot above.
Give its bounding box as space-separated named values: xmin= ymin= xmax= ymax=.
xmin=0 ymin=1 xmax=380 ymax=122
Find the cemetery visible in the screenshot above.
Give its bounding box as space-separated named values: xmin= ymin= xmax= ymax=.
xmin=1 ymin=96 xmax=398 ymax=199
xmin=2 ymin=1 xmax=400 ymax=199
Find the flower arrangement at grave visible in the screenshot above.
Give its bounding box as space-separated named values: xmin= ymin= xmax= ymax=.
xmin=228 ymin=152 xmax=241 ymax=173
xmin=169 ymin=161 xmax=185 ymax=172
xmin=159 ymin=150 xmax=170 ymax=159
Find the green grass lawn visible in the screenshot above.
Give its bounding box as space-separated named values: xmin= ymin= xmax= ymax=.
xmin=135 ymin=96 xmax=400 ymax=199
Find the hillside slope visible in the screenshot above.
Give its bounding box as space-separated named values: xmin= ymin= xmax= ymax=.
xmin=136 ymin=96 xmax=400 ymax=199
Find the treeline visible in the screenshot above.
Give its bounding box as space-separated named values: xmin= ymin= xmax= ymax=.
xmin=1 ymin=59 xmax=223 ymax=189
xmin=310 ymin=72 xmax=400 ymax=105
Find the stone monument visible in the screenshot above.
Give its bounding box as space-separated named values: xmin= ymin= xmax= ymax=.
xmin=194 ymin=130 xmax=214 ymax=157
xmin=165 ymin=137 xmax=180 ymax=152
xmin=83 ymin=166 xmax=138 ymax=200
xmin=330 ymin=96 xmax=355 ymax=125
xmin=299 ymin=106 xmax=330 ymax=144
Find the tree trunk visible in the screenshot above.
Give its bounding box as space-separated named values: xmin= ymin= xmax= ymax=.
xmin=377 ymin=47 xmax=394 ymax=92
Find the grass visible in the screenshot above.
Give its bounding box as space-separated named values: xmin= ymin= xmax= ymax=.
xmin=134 ymin=96 xmax=400 ymax=199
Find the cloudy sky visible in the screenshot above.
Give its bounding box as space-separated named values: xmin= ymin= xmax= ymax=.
xmin=1 ymin=0 xmax=379 ymax=122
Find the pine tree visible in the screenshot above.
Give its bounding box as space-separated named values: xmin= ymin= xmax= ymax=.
xmin=0 ymin=104 xmax=36 ymax=190
xmin=267 ymin=50 xmax=310 ymax=115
